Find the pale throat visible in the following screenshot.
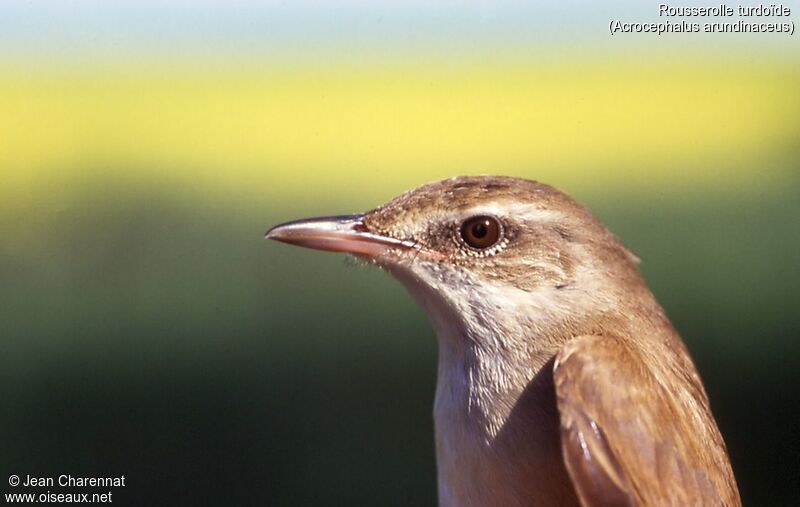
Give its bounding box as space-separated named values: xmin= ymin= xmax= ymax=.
xmin=391 ymin=261 xmax=569 ymax=441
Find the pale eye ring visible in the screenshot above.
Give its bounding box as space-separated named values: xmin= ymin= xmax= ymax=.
xmin=459 ymin=215 xmax=502 ymax=250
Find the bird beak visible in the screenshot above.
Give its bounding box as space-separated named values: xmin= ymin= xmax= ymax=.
xmin=265 ymin=214 xmax=418 ymax=258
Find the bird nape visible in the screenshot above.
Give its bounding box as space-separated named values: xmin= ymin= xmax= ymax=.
xmin=266 ymin=175 xmax=741 ymax=507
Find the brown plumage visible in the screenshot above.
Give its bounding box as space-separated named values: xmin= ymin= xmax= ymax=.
xmin=266 ymin=176 xmax=741 ymax=507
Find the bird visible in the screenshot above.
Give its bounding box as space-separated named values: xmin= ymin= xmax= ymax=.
xmin=265 ymin=176 xmax=741 ymax=507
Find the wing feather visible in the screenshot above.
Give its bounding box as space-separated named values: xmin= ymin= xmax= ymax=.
xmin=553 ymin=335 xmax=740 ymax=507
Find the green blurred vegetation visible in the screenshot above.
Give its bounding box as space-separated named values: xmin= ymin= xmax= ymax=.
xmin=1 ymin=151 xmax=798 ymax=505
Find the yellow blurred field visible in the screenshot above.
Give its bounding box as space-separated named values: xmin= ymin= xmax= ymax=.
xmin=1 ymin=59 xmax=798 ymax=203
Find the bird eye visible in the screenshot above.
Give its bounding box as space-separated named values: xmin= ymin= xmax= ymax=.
xmin=460 ymin=215 xmax=502 ymax=250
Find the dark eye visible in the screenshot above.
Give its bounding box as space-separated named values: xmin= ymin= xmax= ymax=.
xmin=460 ymin=215 xmax=502 ymax=249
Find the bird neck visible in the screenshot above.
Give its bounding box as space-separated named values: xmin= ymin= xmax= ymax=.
xmin=432 ymin=289 xmax=564 ymax=442
xmin=390 ymin=263 xmax=571 ymax=440
xmin=393 ymin=265 xmax=589 ymax=507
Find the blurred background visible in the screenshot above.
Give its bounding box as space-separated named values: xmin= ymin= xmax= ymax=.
xmin=1 ymin=1 xmax=798 ymax=505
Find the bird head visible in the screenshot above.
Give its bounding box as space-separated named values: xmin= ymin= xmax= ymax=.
xmin=267 ymin=176 xmax=639 ymax=286
xmin=266 ymin=176 xmax=642 ymax=344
